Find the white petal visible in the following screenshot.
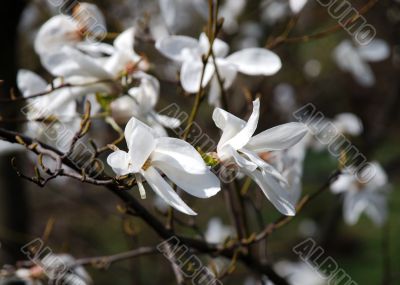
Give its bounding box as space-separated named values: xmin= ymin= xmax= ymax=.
xmin=357 ymin=39 xmax=390 ymax=62
xmin=41 ymin=46 xmax=112 ymax=80
xmin=107 ymin=150 xmax=132 ymax=176
xmin=215 ymin=58 xmax=238 ymax=88
xmin=246 ymin=122 xmax=308 ymax=152
xmin=34 ymin=15 xmax=79 ymax=56
xmin=343 ymin=192 xmax=367 ymax=225
xmin=124 ymin=117 xmax=156 ymax=171
xmin=333 ymin=113 xmax=363 ymax=136
xmin=73 ymin=3 xmax=107 ymax=36
xmin=156 ymin=35 xmax=201 ymax=62
xmin=180 ymin=60 xmax=214 ymax=93
xmin=223 ymin=99 xmax=260 ymax=151
xmin=247 ymin=169 xmax=296 ymax=216
xmin=213 ymin=106 xmax=246 ymax=150
xmin=114 ymin=28 xmax=136 ymax=54
xmin=222 ymin=146 xmax=258 ymax=172
xmin=154 ymin=113 xmax=181 ymax=128
xmin=364 ymin=162 xmax=388 ymax=190
xmin=289 ymin=0 xmax=308 ymax=13
xmin=330 ymin=173 xmax=355 ymax=194
xmin=152 ymin=137 xmax=209 ymax=174
xmin=17 ymin=70 xmax=48 ymax=97
xmin=143 ymin=167 xmax=197 ymax=215
xmin=226 ymin=48 xmax=282 ymax=76
xmin=364 ymin=192 xmax=387 ymax=226
xmin=77 ymin=42 xmax=115 ymax=56
xmin=199 ymin=33 xmax=230 ymax=57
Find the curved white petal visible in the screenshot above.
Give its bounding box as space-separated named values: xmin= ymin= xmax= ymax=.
xmin=114 ymin=28 xmax=136 ymax=54
xmin=152 ymin=137 xmax=209 ymax=174
xmin=330 ymin=173 xmax=355 ymax=194
xmin=107 ymin=150 xmax=132 ymax=176
xmin=17 ymin=70 xmax=48 ymax=97
xmin=199 ymin=33 xmax=230 ymax=57
xmin=357 ymin=39 xmax=390 ymax=62
xmin=154 ymin=113 xmax=181 ymax=128
xmin=289 ymin=0 xmax=308 ymax=14
xmin=213 ymin=107 xmax=246 ymax=151
xmin=343 ymin=192 xmax=367 ymax=225
xmin=333 ymin=113 xmax=363 ymax=136
xmin=224 ymin=99 xmax=260 ymax=151
xmin=156 ymin=35 xmax=201 ymax=62
xmin=247 ymin=169 xmax=296 ymax=216
xmin=246 ymin=122 xmax=308 ymax=152
xmin=225 ymin=48 xmax=282 ymax=76
xmin=34 ymin=15 xmax=80 ymax=56
xmin=73 ymin=3 xmax=107 ymax=36
xmin=124 ymin=117 xmax=156 ymax=171
xmin=143 ymin=166 xmax=197 ymax=215
xmin=41 ymin=46 xmax=112 ymax=80
xmin=180 ymin=60 xmax=214 ymax=93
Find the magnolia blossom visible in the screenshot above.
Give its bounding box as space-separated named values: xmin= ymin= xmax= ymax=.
xmin=212 ymin=99 xmax=308 ymax=215
xmin=156 ymin=33 xmax=281 ymax=105
xmin=34 ymin=3 xmax=112 ymax=58
xmin=333 ymin=39 xmax=390 ymax=87
xmin=17 ymin=69 xmax=81 ymax=152
xmin=107 ymin=117 xmax=220 ymax=215
xmin=330 ymin=162 xmax=389 ymax=226
xmin=205 ymin=217 xmax=234 ymax=244
xmin=110 ymin=72 xmax=180 ymax=136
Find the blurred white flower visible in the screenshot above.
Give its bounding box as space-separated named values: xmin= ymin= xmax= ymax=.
xmin=330 ymin=162 xmax=389 ymax=226
xmin=274 ymin=261 xmax=326 ymax=285
xmin=333 ymin=113 xmax=363 ymax=136
xmin=219 ymin=0 xmax=246 ymax=34
xmin=212 ymin=99 xmax=308 ymax=215
xmin=156 ymin=33 xmax=281 ymax=106
xmin=34 ymin=3 xmax=112 ymax=58
xmin=205 ymin=217 xmax=234 ymax=244
xmin=111 ymin=72 xmax=180 ymax=136
xmin=333 ymin=39 xmax=390 ymax=87
xmin=107 ymin=117 xmax=220 ymax=215
xmin=289 ymin=0 xmax=308 ymax=14
xmin=17 ymin=69 xmax=80 ymax=152
xmin=158 ymin=0 xmax=208 ymax=34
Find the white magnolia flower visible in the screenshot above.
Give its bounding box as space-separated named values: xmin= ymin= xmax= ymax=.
xmin=333 ymin=39 xmax=390 ymax=87
xmin=212 ymin=99 xmax=308 ymax=215
xmin=205 ymin=218 xmax=234 ymax=244
xmin=274 ymin=261 xmax=327 ymax=285
xmin=17 ymin=69 xmax=80 ymax=151
xmin=330 ymin=162 xmax=389 ymax=226
xmin=104 ymin=27 xmax=145 ymax=77
xmin=156 ymin=33 xmax=281 ymax=106
xmin=107 ymin=117 xmax=220 ymax=215
xmin=34 ymin=3 xmax=112 ymax=58
xmin=41 ymin=27 xmax=143 ymax=91
xmin=110 ymin=72 xmax=180 ymax=136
